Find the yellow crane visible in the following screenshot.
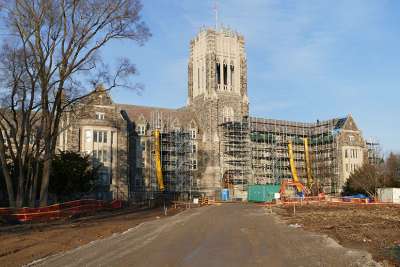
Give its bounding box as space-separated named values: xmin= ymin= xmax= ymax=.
xmin=287 ymin=140 xmax=303 ymax=192
xmin=153 ymin=129 xmax=165 ymax=191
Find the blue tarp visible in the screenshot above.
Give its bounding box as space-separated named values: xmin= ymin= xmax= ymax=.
xmin=342 ymin=194 xmax=371 ymax=202
xmin=346 ymin=194 xmax=369 ymax=199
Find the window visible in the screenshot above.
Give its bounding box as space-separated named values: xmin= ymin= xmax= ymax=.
xmin=98 ymin=131 xmax=103 ymax=143
xmin=230 ymin=65 xmax=234 ymax=90
xmin=93 ymin=149 xmax=108 ymax=163
xmin=216 ymin=63 xmax=221 ymax=85
xmin=349 ymin=135 xmax=354 ymax=143
xmin=190 ymin=129 xmax=197 ymax=139
xmin=345 ymin=149 xmax=348 ymax=158
xmin=191 ymin=159 xmax=197 ymax=170
xmin=93 ymin=130 xmax=108 ymax=143
xmin=192 ymin=144 xmax=197 ymax=153
xmin=137 ymin=125 xmax=146 ymax=136
xmin=96 ymin=112 xmax=105 ymax=120
xmin=346 ymin=164 xmax=349 ymax=172
xmin=102 ymin=149 xmax=108 ymax=162
xmin=223 ymin=63 xmax=228 ymax=87
xmin=141 ymin=141 xmax=146 ymax=151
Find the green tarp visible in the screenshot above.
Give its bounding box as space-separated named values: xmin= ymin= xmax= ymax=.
xmin=247 ymin=184 xmax=281 ymax=202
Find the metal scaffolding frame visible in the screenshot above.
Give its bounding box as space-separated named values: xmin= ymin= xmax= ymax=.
xmin=249 ymin=117 xmax=340 ymax=194
xmin=219 ymin=118 xmax=251 ymax=198
xmin=131 ymin=111 xmax=198 ymax=201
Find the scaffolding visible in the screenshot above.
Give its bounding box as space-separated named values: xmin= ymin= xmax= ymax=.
xmin=219 ymin=118 xmax=251 ymax=198
xmin=160 ymin=130 xmax=195 ymax=196
xmin=366 ymin=137 xmax=382 ymax=165
xmin=250 ymin=118 xmax=340 ymax=194
xmin=131 ymin=111 xmax=198 ymax=201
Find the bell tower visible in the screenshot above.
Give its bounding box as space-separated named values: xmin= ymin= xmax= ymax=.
xmin=187 ymin=27 xmax=248 ymax=108
xmin=187 ymin=27 xmax=249 ymax=197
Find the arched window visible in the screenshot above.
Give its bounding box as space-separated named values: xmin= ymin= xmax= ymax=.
xmin=223 ymin=62 xmax=228 ymax=89
xmin=216 ymin=62 xmax=221 ymax=87
xmin=230 ymin=63 xmax=234 ymax=90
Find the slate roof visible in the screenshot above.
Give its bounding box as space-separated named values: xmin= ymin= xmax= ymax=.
xmin=117 ymin=104 xmax=197 ymax=129
xmin=250 ymin=116 xmax=351 ymax=135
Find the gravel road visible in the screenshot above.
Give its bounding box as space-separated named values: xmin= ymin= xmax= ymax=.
xmin=30 ymin=203 xmax=380 ymax=267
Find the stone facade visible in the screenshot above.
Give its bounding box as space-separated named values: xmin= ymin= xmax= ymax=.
xmin=60 ymin=27 xmax=371 ymax=200
xmin=58 ymin=87 xmax=130 ymax=200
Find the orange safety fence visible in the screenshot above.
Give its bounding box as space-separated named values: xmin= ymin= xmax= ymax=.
xmin=0 ymin=199 xmax=123 ymax=223
xmin=283 ymin=195 xmax=326 ymax=203
xmin=281 ymin=196 xmax=400 ymax=206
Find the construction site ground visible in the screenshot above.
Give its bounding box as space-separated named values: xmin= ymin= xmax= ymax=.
xmin=21 ymin=203 xmax=379 ymax=267
xmin=274 ymin=203 xmax=400 ymax=266
xmin=0 ymin=205 xmax=185 ymax=267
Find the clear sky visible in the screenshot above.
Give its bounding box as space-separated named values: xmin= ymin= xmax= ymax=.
xmin=103 ymin=0 xmax=400 ymax=154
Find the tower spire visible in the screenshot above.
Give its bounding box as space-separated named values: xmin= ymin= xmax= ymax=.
xmin=213 ymin=0 xmax=218 ymax=30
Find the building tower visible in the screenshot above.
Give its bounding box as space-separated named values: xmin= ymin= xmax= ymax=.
xmin=187 ymin=27 xmax=249 ymax=197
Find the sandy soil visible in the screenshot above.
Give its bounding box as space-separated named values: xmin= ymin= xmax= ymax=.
xmin=275 ymin=203 xmax=400 ymax=266
xmin=0 ymin=205 xmax=185 ymax=267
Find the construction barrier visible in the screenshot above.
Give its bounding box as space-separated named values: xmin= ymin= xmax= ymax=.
xmin=0 ymin=199 xmax=123 ymax=223
xmin=280 ymin=196 xmax=400 ymax=206
xmin=282 ymin=195 xmax=326 ymax=203
xmin=199 ymin=196 xmax=209 ymax=205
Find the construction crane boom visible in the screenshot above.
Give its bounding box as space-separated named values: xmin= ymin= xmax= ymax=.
xmin=287 ymin=140 xmax=303 ymax=192
xmin=153 ymin=129 xmax=165 ymax=191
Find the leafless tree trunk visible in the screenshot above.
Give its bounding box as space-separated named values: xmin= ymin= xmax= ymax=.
xmin=0 ymin=0 xmax=150 ymax=207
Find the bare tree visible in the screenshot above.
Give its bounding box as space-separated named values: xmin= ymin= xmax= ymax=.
xmin=343 ymin=164 xmax=384 ymax=198
xmin=384 ymin=153 xmax=400 ymax=187
xmin=0 ymin=0 xmax=150 ymax=207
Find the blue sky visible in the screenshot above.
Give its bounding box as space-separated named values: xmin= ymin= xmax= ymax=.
xmin=104 ymin=0 xmax=400 ymax=153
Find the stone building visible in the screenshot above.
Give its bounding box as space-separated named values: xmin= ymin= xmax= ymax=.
xmin=60 ymin=27 xmax=371 ymax=200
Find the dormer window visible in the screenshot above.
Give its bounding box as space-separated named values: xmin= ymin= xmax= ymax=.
xmin=96 ymin=112 xmax=105 ymax=120
xmin=137 ymin=124 xmax=146 ymax=136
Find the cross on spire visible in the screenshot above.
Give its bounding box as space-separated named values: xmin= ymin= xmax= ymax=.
xmin=213 ymin=0 xmax=219 ymax=30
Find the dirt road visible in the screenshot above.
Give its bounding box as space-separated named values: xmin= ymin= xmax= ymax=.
xmin=30 ymin=203 xmax=379 ymax=267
